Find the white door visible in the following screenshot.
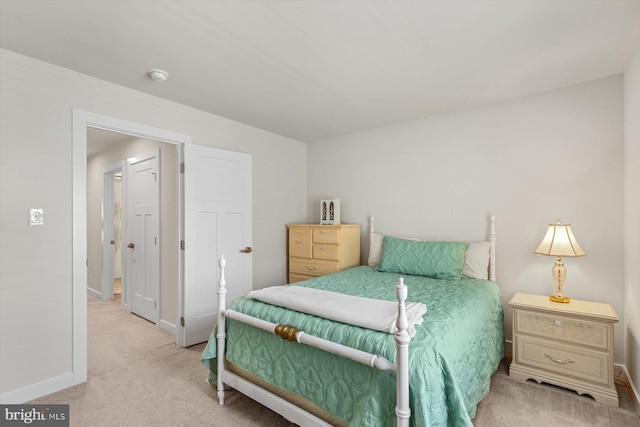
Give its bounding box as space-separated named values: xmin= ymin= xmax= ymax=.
xmin=126 ymin=149 xmax=160 ymax=324
xmin=180 ymin=144 xmax=252 ymax=347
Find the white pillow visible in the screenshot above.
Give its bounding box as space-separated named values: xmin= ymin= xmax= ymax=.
xmin=462 ymin=241 xmax=491 ymax=280
xmin=367 ymin=232 xmax=491 ymax=280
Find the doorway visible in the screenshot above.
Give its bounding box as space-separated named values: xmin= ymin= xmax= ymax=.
xmin=72 ymin=110 xmax=253 ymax=392
xmin=88 ymin=129 xmax=177 ymax=328
xmin=113 ymin=172 xmax=122 ymax=303
xmin=100 ymin=163 xmax=124 ymax=305
xmin=72 ymin=110 xmax=191 ymax=388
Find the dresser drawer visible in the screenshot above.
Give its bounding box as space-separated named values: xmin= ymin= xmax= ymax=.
xmin=289 ymin=228 xmax=312 ymax=258
xmin=515 ymin=335 xmax=611 ymax=386
xmin=313 ymin=228 xmax=339 ymax=244
xmin=515 ymin=310 xmax=610 ymax=350
xmin=289 ymin=258 xmax=339 ymax=277
xmin=313 ymin=244 xmax=339 ymax=261
xmin=289 ymin=273 xmax=312 ymax=284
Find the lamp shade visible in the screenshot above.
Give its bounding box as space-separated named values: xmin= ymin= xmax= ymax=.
xmin=534 ymin=222 xmax=586 ymax=257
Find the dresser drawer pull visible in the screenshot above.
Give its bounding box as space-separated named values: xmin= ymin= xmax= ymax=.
xmin=295 ymin=240 xmax=302 ymax=244
xmin=305 ymin=265 xmax=317 ymax=271
xmin=554 ymin=320 xmax=561 ymax=326
xmin=320 ymin=246 xmax=327 ymax=251
xmin=544 ymin=352 xmax=574 ymax=365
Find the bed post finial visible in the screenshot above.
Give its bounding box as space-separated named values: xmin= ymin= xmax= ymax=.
xmin=217 ymin=254 xmax=227 ymax=406
xmin=395 ymin=277 xmax=411 ymax=426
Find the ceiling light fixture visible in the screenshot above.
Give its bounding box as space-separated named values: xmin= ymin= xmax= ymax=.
xmin=148 ymin=68 xmax=169 ymax=82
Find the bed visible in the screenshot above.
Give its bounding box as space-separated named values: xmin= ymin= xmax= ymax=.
xmin=201 ymin=216 xmax=504 ymax=426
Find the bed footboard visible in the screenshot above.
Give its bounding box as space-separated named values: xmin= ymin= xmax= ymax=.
xmin=216 ymin=255 xmax=412 ymax=426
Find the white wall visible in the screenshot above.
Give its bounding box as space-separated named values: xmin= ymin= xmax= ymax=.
xmin=308 ymin=76 xmax=625 ymax=362
xmin=624 ymin=42 xmax=640 ymax=397
xmin=0 ymin=49 xmax=306 ymax=399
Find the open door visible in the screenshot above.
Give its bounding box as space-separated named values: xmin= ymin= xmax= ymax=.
xmin=180 ymin=144 xmax=252 ymax=347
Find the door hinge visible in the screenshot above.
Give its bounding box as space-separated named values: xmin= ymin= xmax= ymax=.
xmin=155 ymin=301 xmax=157 ymax=309
xmin=155 ymin=237 xmax=157 ymax=246
xmin=180 ymin=162 xmax=185 ymax=174
xmin=180 ymin=240 xmax=185 ymax=250
xmin=180 ymin=316 xmax=185 ymax=327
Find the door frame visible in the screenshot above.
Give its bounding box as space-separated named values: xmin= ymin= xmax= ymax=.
xmin=101 ymin=162 xmax=125 ymax=305
xmin=72 ymin=109 xmax=191 ymax=386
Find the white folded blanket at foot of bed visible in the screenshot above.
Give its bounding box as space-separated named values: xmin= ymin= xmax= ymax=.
xmin=247 ymin=285 xmax=426 ymax=337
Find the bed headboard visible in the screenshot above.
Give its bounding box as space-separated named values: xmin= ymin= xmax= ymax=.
xmin=368 ymin=214 xmax=497 ymax=282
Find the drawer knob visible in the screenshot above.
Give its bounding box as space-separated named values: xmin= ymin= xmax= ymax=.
xmin=295 ymin=240 xmax=301 ymax=244
xmin=554 ymin=320 xmax=561 ymax=326
xmin=321 ymin=246 xmax=327 ymax=251
xmin=305 ymin=265 xmax=317 ymax=271
xmin=544 ymin=352 xmax=574 ymax=365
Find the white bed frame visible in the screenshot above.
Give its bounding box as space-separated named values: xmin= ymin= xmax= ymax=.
xmin=216 ymin=214 xmax=496 ymax=426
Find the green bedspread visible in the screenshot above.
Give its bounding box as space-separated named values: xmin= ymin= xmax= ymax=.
xmin=201 ymin=266 xmax=504 ymax=427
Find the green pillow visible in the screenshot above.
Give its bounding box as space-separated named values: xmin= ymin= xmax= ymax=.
xmin=378 ymin=236 xmax=469 ymax=280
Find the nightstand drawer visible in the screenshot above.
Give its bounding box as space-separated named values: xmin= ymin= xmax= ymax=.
xmin=313 ymin=228 xmax=339 ymax=244
xmin=313 ymin=244 xmax=339 ymax=261
xmin=289 ymin=258 xmax=339 ymax=277
xmin=515 ymin=336 xmax=611 ymax=386
xmin=515 ymin=310 xmax=610 ymax=350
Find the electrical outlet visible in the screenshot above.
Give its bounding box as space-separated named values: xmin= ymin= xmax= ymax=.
xmin=29 ymin=208 xmax=44 ymax=226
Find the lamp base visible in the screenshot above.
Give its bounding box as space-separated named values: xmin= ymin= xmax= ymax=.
xmin=549 ymin=257 xmax=570 ymax=303
xmin=549 ymin=295 xmax=571 ymax=303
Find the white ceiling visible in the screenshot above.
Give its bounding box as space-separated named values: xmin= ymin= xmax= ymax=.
xmin=1 ymin=1 xmax=640 ymax=142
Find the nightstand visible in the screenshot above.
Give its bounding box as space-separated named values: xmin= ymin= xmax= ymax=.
xmin=508 ymin=292 xmax=619 ymax=407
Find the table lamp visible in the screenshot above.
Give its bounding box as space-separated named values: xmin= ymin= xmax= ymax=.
xmin=534 ymin=221 xmax=586 ymax=303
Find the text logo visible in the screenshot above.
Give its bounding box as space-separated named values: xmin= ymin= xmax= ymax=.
xmin=1 ymin=405 xmax=69 ymax=426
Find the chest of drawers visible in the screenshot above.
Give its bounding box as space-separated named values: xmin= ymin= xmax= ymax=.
xmin=286 ymin=224 xmax=360 ymax=283
xmin=508 ymin=293 xmax=619 ymax=406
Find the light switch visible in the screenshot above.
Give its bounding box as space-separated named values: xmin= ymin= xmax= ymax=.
xmin=29 ymin=208 xmax=44 ymax=226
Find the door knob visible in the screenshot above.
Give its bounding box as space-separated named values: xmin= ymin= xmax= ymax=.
xmin=240 ymin=246 xmax=253 ymax=253
xmin=110 ymin=240 xmax=115 ymax=245
xmin=127 ymin=243 xmax=135 ymax=249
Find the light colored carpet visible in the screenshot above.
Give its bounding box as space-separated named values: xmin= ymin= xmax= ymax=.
xmin=31 ymin=296 xmax=640 ymax=426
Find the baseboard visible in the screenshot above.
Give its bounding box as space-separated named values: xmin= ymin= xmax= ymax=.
xmin=86 ymin=287 xmax=101 ymax=299
xmin=617 ymin=363 xmax=640 ymax=412
xmin=0 ymin=372 xmax=80 ymax=404
xmin=504 ymin=339 xmax=512 ymax=355
xmin=159 ymin=319 xmax=176 ymax=336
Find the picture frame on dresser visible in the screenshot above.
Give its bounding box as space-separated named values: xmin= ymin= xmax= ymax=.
xmin=508 ymin=292 xmax=620 ymax=407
